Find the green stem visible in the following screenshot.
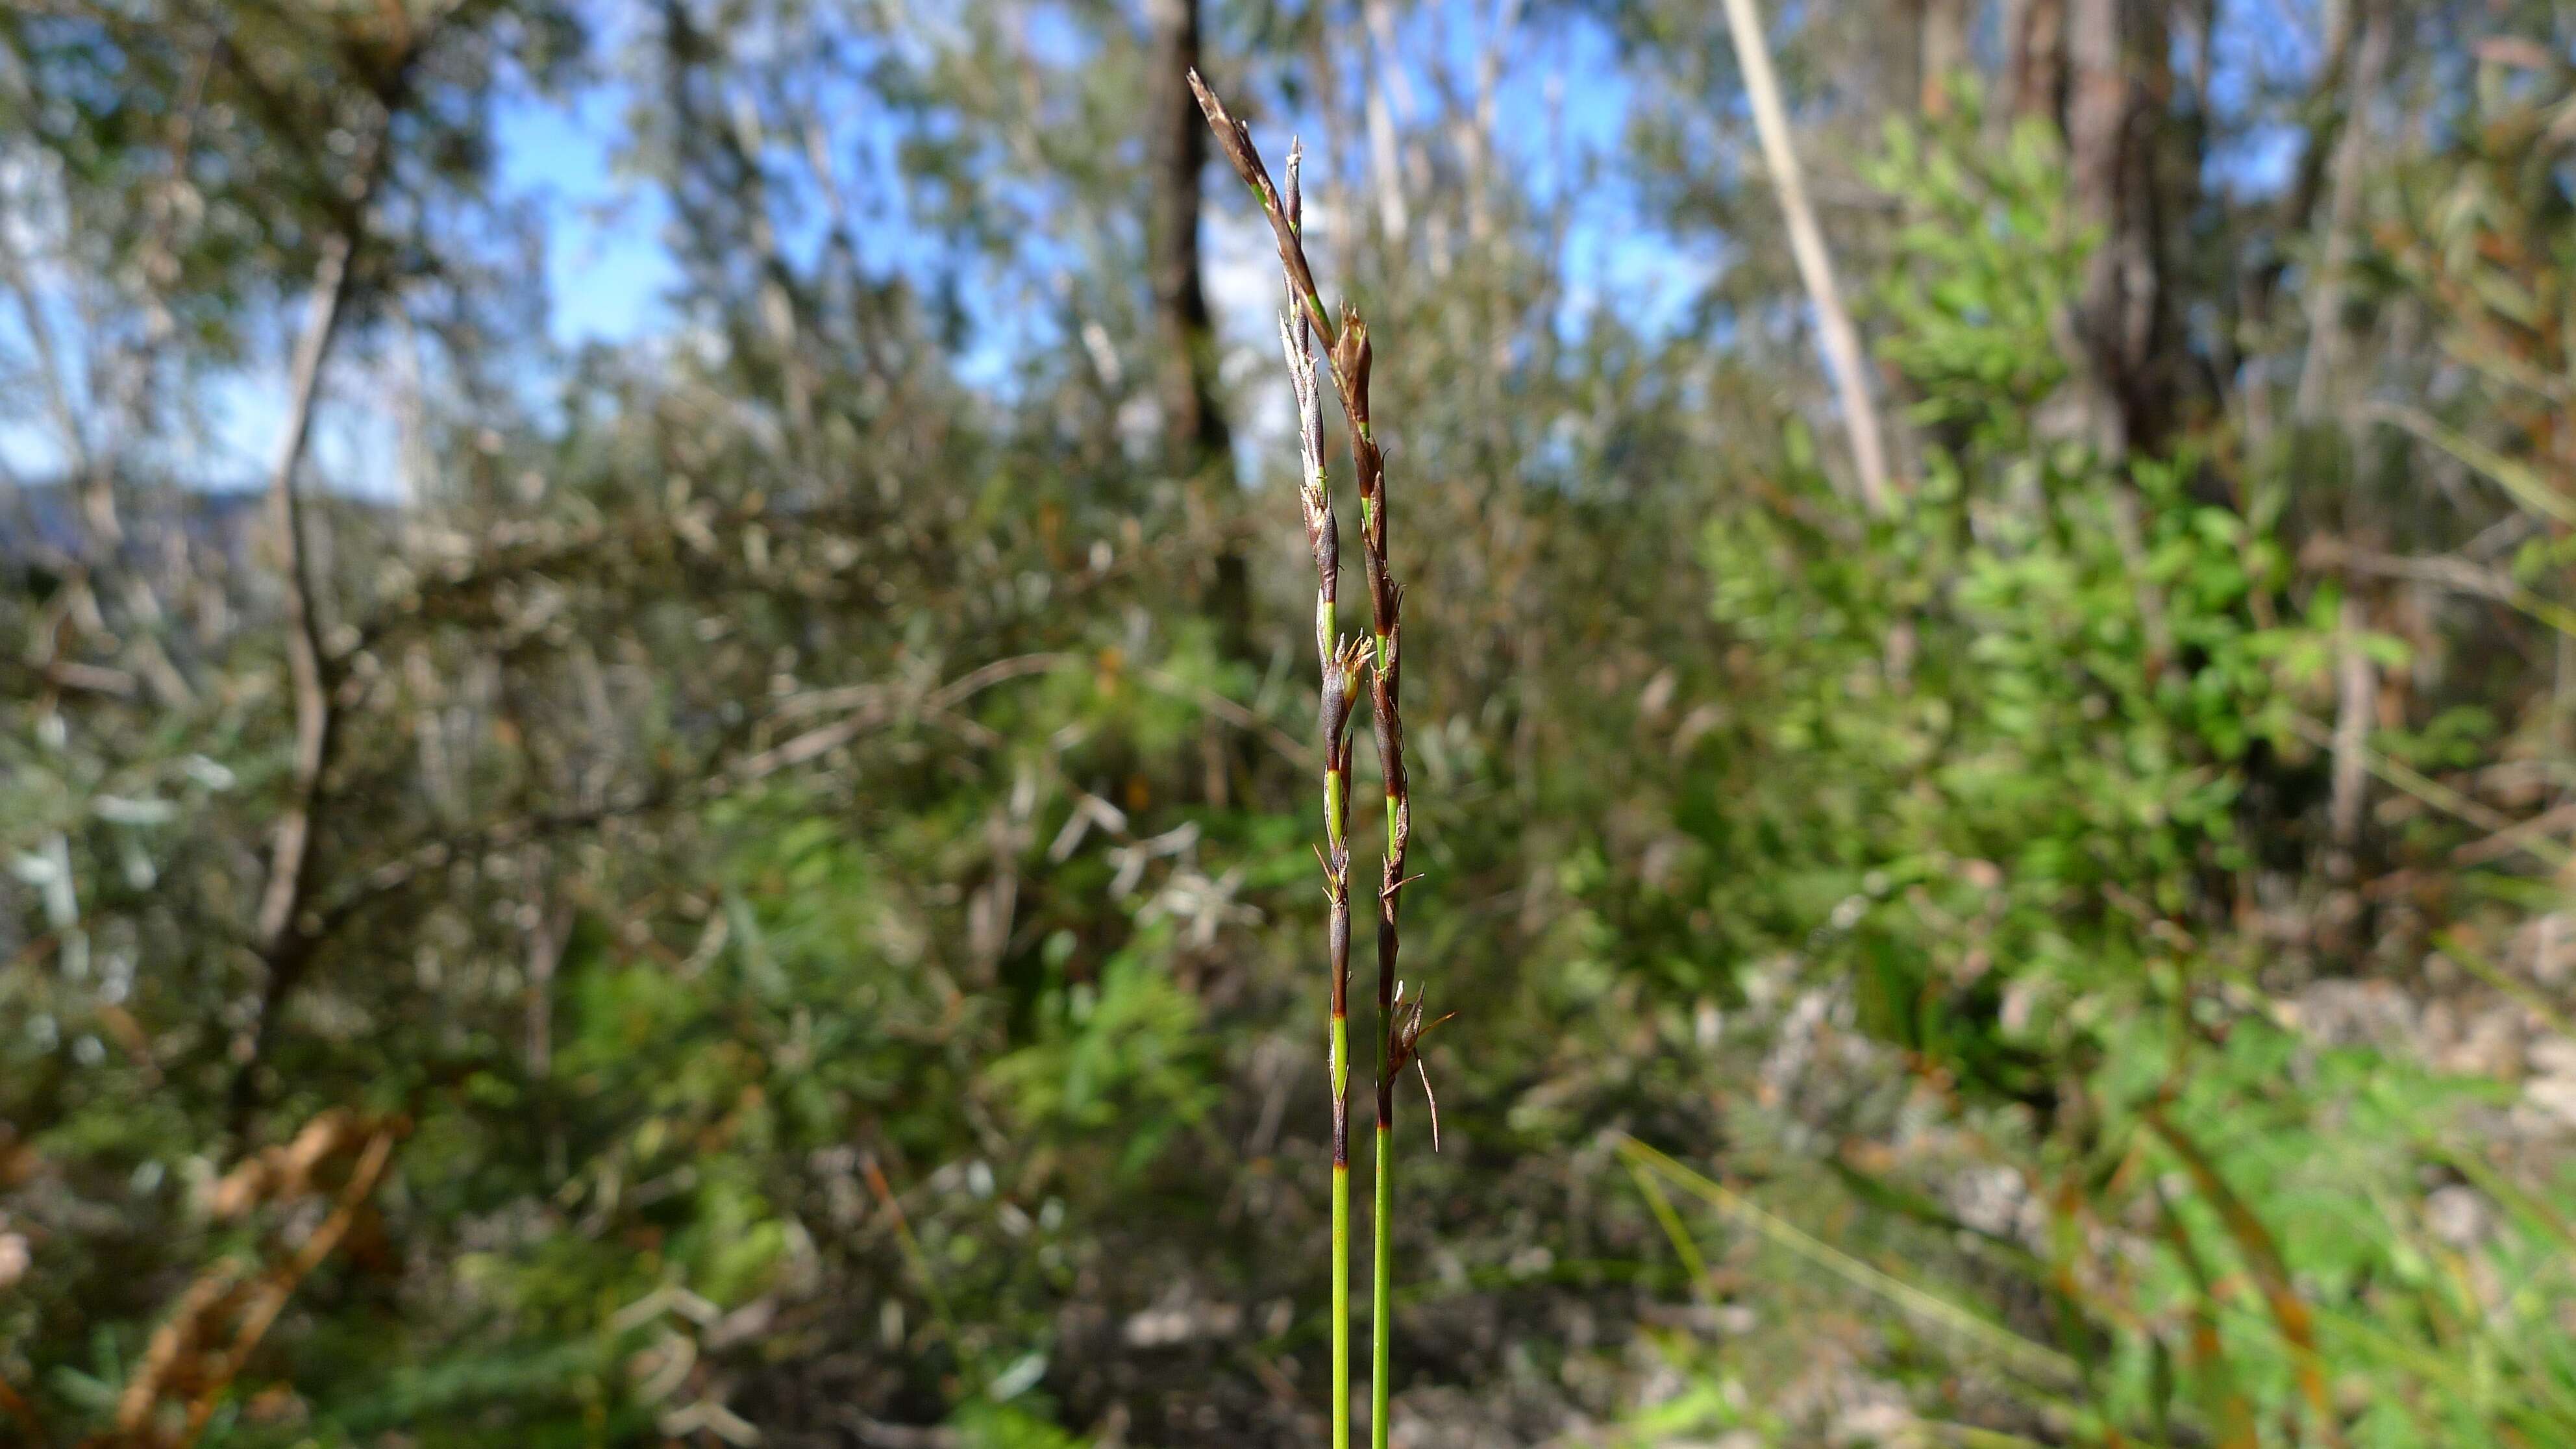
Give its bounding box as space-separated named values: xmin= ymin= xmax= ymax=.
xmin=1370 ymin=1121 xmax=1392 ymax=1449
xmin=1331 ymin=1016 xmax=1351 ymax=1449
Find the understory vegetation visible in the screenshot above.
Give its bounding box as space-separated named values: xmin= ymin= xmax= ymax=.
xmin=6 ymin=2 xmax=2576 ymax=1446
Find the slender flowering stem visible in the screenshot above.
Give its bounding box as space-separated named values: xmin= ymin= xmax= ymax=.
xmin=1193 ymin=69 xmax=1445 ymax=1449
xmin=1277 ymin=145 xmax=1359 ymax=1449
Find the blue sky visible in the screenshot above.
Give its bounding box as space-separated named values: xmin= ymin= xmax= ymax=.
xmin=487 ymin=2 xmax=1683 ymax=345
xmin=469 ymin=0 xmax=2320 ymax=389
xmin=1 ymin=0 xmax=2329 ymax=502
xmin=438 ymin=0 xmax=1700 ymax=488
xmin=497 ymin=82 xmax=681 ymax=349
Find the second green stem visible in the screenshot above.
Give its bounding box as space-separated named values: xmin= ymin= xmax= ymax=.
xmin=1331 ymin=1016 xmax=1351 ymax=1449
xmin=1370 ymin=1120 xmax=1393 ymax=1449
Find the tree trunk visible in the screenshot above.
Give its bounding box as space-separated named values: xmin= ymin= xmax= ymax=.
xmin=1722 ymin=0 xmax=1898 ymax=513
xmin=1146 ymin=0 xmax=1252 ymax=794
xmin=2294 ymin=1 xmax=2392 ymax=422
xmin=2065 ymin=0 xmax=2183 ymax=454
xmin=1918 ymin=0 xmax=1968 ymax=118
xmin=1146 ymin=0 xmax=1233 ymax=478
xmin=2007 ymin=0 xmax=2067 ymax=126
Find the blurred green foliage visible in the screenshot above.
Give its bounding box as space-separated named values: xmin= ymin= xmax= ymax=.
xmin=6 ymin=5 xmax=2576 ymax=1448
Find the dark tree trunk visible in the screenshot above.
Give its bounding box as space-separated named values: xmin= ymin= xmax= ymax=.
xmin=2007 ymin=0 xmax=2067 ymax=126
xmin=1146 ymin=0 xmax=1233 ymax=477
xmin=2065 ymin=0 xmax=2185 ymax=454
xmin=1146 ymin=0 xmax=1254 ymax=795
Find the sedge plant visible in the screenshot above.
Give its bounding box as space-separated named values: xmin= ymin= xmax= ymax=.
xmin=1190 ymin=69 xmax=1452 ymax=1449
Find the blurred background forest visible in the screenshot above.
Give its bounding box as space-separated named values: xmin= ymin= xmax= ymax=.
xmin=8 ymin=0 xmax=2576 ymax=1444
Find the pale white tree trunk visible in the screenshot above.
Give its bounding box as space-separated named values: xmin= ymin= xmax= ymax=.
xmin=1718 ymin=0 xmax=1897 ymax=514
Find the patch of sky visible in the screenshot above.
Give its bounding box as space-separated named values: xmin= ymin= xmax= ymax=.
xmin=49 ymin=0 xmax=2386 ymax=502
xmin=496 ymin=81 xmax=679 ymax=349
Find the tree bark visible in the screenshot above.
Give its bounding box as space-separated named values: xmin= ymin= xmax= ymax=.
xmin=232 ymin=227 xmax=362 ymax=1138
xmin=1146 ymin=0 xmax=1233 ymax=477
xmin=1721 ymin=0 xmax=1898 ymax=513
xmin=2294 ymin=1 xmax=2392 ymax=422
xmin=228 ymin=29 xmax=425 ymax=1135
xmin=1361 ymin=0 xmax=1413 ymax=247
xmin=2066 ymin=0 xmax=2184 ymax=454
xmin=2007 ymin=0 xmax=2067 ymax=126
xmin=1147 ymin=0 xmax=1253 ymax=787
xmin=1918 ymin=0 xmax=1968 ymax=118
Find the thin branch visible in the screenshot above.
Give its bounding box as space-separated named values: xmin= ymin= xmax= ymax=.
xmin=2451 ymin=800 xmax=2576 ymax=869
xmin=2329 ymin=592 xmax=2372 ymax=862
xmin=1618 ymin=1135 xmax=2081 ymax=1385
xmin=252 ymin=229 xmax=360 ymax=960
xmin=2364 ymin=400 xmax=2576 ymax=528
xmin=171 ymin=1126 xmax=401 ymax=1449
xmin=2292 ymin=2 xmax=2391 ymax=421
xmin=1718 ymin=0 xmax=1897 ymax=514
xmin=2282 ymin=713 xmax=2569 ymax=867
xmin=2323 ymin=539 xmax=2576 ymax=638
xmin=232 ymin=25 xmax=434 ymax=1133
